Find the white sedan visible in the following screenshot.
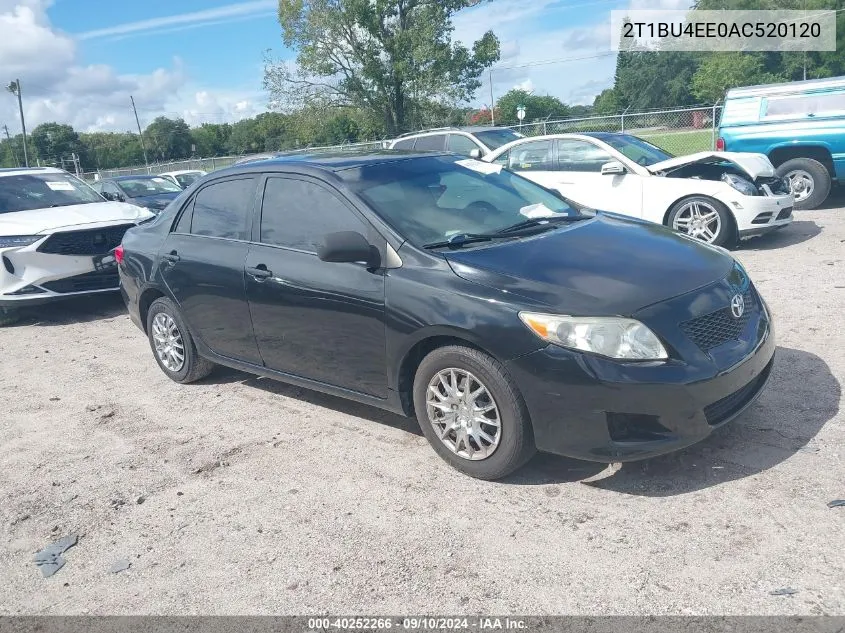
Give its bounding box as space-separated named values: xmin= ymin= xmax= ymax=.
xmin=482 ymin=132 xmax=794 ymax=247
xmin=159 ymin=169 xmax=207 ymax=189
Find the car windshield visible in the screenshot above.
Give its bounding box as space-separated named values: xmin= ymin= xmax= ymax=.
xmin=174 ymin=172 xmax=203 ymax=188
xmin=474 ymin=129 xmax=524 ymax=150
xmin=0 ymin=172 xmax=104 ymax=214
xmin=117 ymin=177 xmax=183 ymax=197
xmin=599 ymin=134 xmax=673 ymax=166
xmin=339 ymin=155 xmax=582 ymax=247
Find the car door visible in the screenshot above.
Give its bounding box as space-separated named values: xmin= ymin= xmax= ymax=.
xmin=158 ymin=176 xmax=263 ymax=364
xmin=496 ymin=139 xmax=560 ymax=189
xmin=556 ymin=139 xmax=643 ymax=216
xmin=244 ymin=175 xmax=388 ymax=398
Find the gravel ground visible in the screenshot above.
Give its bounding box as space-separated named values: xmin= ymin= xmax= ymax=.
xmin=1 ymin=196 xmax=843 ymax=616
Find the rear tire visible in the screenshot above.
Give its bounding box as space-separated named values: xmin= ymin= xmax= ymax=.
xmin=776 ymin=158 xmax=831 ymax=210
xmin=412 ymin=345 xmax=536 ymax=480
xmin=146 ymin=297 xmax=214 ymax=383
xmin=667 ymin=196 xmax=736 ymax=248
xmin=0 ymin=306 xmax=21 ymax=327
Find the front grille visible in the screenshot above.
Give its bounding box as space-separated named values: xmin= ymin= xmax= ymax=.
xmin=704 ymin=359 xmax=774 ymax=426
xmin=40 ymin=270 xmax=119 ymax=294
xmin=777 ymin=207 xmax=793 ymax=220
xmin=680 ymin=290 xmax=755 ymax=351
xmin=37 ymin=224 xmax=134 ymax=256
xmin=757 ymin=176 xmax=791 ymax=196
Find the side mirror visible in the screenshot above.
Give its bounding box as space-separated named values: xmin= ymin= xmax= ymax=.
xmin=469 ymin=148 xmax=482 ymax=159
xmin=601 ymin=160 xmax=626 ymax=176
xmin=101 ymin=191 xmax=115 ymax=201
xmin=318 ymin=231 xmax=380 ymax=268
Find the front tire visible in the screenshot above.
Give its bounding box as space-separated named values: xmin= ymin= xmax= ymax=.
xmin=146 ymin=297 xmax=214 ymax=383
xmin=667 ymin=196 xmax=735 ymax=248
xmin=412 ymin=345 xmax=536 ymax=480
xmin=776 ymin=157 xmax=831 ymax=210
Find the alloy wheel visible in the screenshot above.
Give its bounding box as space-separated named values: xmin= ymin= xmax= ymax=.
xmin=784 ymin=169 xmax=814 ymax=203
xmin=426 ymin=368 xmax=501 ymax=461
xmin=672 ymin=200 xmax=722 ymax=244
xmin=152 ymin=312 xmax=185 ymax=372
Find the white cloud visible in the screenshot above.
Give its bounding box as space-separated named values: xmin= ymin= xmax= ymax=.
xmin=77 ymin=0 xmax=276 ymax=41
xmin=0 ymin=1 xmax=263 ymax=135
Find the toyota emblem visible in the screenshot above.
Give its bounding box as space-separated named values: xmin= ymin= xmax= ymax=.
xmin=730 ymin=294 xmax=745 ymax=319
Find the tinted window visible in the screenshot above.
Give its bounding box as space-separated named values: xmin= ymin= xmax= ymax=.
xmin=557 ymin=140 xmax=613 ymax=172
xmin=414 ymin=135 xmax=447 ymax=151
xmin=507 ymin=140 xmax=555 ymax=171
xmin=340 ymin=155 xmax=578 ymax=247
xmin=392 ymin=138 xmax=415 ymax=150
xmin=447 ymin=134 xmax=481 ymax=156
xmin=260 ymin=178 xmax=368 ymax=252
xmin=190 ymin=178 xmax=255 ymax=240
xmin=764 ymin=92 xmax=845 ymax=118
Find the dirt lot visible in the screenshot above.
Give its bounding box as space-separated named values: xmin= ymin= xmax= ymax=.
xmin=1 ymin=197 xmax=843 ymax=616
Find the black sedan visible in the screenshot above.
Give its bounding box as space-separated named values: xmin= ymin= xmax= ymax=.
xmin=116 ymin=152 xmax=775 ymax=480
xmin=93 ymin=175 xmax=183 ymax=213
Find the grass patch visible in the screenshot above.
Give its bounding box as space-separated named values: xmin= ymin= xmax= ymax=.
xmin=636 ymin=129 xmax=714 ymax=156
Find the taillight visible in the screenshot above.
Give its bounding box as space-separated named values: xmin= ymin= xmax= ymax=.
xmin=715 ymin=137 xmax=725 ymax=151
xmin=114 ymin=244 xmax=124 ymax=264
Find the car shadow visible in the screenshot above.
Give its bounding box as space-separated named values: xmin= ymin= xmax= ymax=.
xmin=201 ymin=365 xmax=423 ymax=437
xmin=7 ymin=293 xmax=127 ymax=327
xmin=736 ymin=220 xmax=821 ymax=251
xmin=565 ymin=346 xmax=837 ymax=496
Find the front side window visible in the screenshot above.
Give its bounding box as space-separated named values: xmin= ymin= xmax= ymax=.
xmin=116 ymin=177 xmax=183 ymax=198
xmin=339 ymin=155 xmax=579 ymax=247
xmin=447 ymin=134 xmax=481 ymax=156
xmin=190 ymin=178 xmax=256 ymax=240
xmin=260 ymin=178 xmax=368 ymax=252
xmin=507 ymin=140 xmax=555 ymax=171
xmin=413 ymin=135 xmax=447 ymax=151
xmin=557 ymin=140 xmax=613 ymax=172
xmin=0 ymin=172 xmax=104 ymax=214
xmin=596 ymin=135 xmax=671 ymax=166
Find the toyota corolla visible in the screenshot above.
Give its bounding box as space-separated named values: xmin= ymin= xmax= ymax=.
xmin=118 ymin=153 xmax=775 ymax=480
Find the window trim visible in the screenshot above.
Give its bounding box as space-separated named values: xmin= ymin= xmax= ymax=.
xmin=169 ymin=174 xmax=259 ymax=242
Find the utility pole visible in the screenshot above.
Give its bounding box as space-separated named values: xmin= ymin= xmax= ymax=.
xmin=130 ymin=95 xmax=149 ymax=169
xmin=6 ymin=79 xmax=28 ymax=167
xmin=489 ymin=70 xmax=495 ymax=126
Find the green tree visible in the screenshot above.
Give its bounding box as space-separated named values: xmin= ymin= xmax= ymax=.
xmin=264 ymin=0 xmax=500 ymax=136
xmin=691 ymin=53 xmax=782 ymax=103
xmin=494 ymin=89 xmax=569 ymax=125
xmin=144 ymin=117 xmax=193 ymax=161
xmin=592 ymin=88 xmax=619 ymax=114
xmin=30 ymin=123 xmax=83 ymax=166
xmin=190 ymin=123 xmax=232 ymax=157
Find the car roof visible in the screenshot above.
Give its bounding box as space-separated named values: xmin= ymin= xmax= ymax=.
xmin=219 ymin=150 xmax=452 ymax=174
xmin=0 ymin=167 xmax=66 ymax=177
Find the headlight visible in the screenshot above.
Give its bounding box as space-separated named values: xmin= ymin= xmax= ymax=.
xmin=519 ymin=312 xmax=668 ymax=360
xmin=721 ymin=173 xmax=758 ymax=196
xmin=0 ymin=235 xmax=41 ymax=248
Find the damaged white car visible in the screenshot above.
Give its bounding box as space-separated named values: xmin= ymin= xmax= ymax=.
xmin=483 ymin=132 xmax=794 ymax=247
xmin=0 ymin=167 xmax=155 ymax=325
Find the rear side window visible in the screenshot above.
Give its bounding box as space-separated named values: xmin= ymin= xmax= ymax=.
xmin=764 ymin=92 xmax=845 ymax=119
xmin=260 ymin=178 xmax=369 ymax=252
xmin=414 ymin=135 xmax=447 ymax=151
xmin=392 ymin=138 xmax=415 ymax=150
xmin=190 ymin=178 xmax=255 ymax=240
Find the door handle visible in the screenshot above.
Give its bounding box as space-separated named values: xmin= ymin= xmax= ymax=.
xmin=246 ymin=265 xmax=272 ymax=280
xmin=162 ymin=252 xmax=180 ymax=264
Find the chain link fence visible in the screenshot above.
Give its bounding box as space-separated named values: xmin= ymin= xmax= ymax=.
xmin=81 ymin=105 xmax=722 ymax=181
xmin=515 ymin=105 xmax=722 ymax=157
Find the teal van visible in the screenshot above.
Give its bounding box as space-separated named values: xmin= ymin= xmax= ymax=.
xmin=718 ymin=76 xmax=845 ymax=209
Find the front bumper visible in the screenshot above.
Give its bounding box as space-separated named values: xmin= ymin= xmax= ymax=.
xmin=506 ymin=315 xmax=775 ymax=463
xmin=723 ymin=192 xmax=794 ymax=239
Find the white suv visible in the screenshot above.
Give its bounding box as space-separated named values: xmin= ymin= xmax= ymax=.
xmin=0 ymin=167 xmax=155 ymax=324
xmin=389 ymin=126 xmax=523 ymax=157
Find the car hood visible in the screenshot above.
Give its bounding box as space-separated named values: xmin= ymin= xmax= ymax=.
xmin=130 ymin=192 xmax=180 ymax=210
xmin=444 ymin=213 xmax=735 ymax=315
xmin=0 ymin=201 xmax=154 ymax=235
xmin=646 ymin=151 xmax=775 ymax=179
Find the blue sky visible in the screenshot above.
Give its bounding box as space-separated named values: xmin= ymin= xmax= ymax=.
xmin=0 ymin=0 xmax=688 ymax=133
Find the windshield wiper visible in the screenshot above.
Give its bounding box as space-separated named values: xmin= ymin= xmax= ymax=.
xmin=423 ymin=232 xmax=505 ymax=250
xmin=495 ymin=214 xmax=587 ymax=235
